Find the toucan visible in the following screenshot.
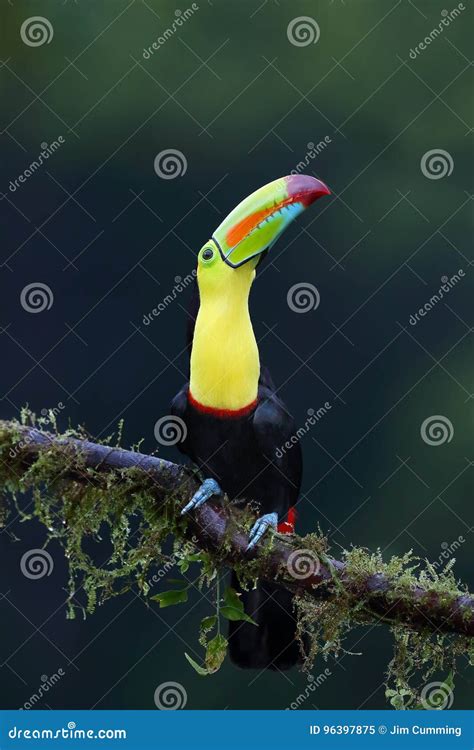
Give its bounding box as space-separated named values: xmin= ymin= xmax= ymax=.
xmin=171 ymin=174 xmax=330 ymax=670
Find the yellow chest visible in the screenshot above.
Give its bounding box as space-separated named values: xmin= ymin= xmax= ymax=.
xmin=189 ymin=296 xmax=260 ymax=411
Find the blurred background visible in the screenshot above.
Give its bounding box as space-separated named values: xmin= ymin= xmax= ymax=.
xmin=0 ymin=0 xmax=472 ymax=710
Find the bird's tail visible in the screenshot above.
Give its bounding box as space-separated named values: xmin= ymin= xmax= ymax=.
xmin=228 ymin=571 xmax=303 ymax=670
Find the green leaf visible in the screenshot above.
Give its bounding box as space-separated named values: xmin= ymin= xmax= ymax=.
xmin=223 ymin=586 xmax=242 ymax=609
xmin=185 ymin=652 xmax=210 ymax=676
xmin=186 ymin=553 xmax=205 ymax=562
xmin=178 ymin=560 xmax=189 ymax=573
xmin=199 ymin=615 xmax=218 ymax=648
xmin=205 ymin=634 xmax=227 ymax=673
xmin=200 ymin=615 xmax=217 ymax=633
xmin=389 ymin=694 xmax=405 ymax=710
xmin=220 ymin=606 xmax=258 ymax=625
xmin=445 ymin=671 xmax=455 ymax=691
xmin=221 ymin=589 xmax=257 ymax=625
xmin=151 ymin=589 xmax=188 ymax=608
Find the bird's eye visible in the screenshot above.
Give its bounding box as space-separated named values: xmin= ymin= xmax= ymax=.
xmin=201 ymin=247 xmax=214 ymax=261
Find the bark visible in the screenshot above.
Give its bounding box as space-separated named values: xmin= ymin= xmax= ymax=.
xmin=1 ymin=420 xmax=472 ymax=638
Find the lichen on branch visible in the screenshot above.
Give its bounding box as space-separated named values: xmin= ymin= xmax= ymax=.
xmin=0 ymin=414 xmax=472 ymax=707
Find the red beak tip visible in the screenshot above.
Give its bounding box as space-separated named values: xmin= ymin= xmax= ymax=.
xmin=313 ymin=178 xmax=331 ymax=198
xmin=286 ymin=174 xmax=331 ymax=204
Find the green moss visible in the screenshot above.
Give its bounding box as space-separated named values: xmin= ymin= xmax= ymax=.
xmin=0 ymin=415 xmax=191 ymax=617
xmin=294 ymin=543 xmax=471 ymax=704
xmin=0 ymin=414 xmax=472 ymax=708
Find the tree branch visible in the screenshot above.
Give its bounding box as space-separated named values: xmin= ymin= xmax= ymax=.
xmin=1 ymin=419 xmax=473 ymax=639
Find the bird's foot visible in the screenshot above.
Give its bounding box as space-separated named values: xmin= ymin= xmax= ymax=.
xmin=181 ymin=478 xmax=222 ymax=515
xmin=246 ymin=512 xmax=278 ymax=550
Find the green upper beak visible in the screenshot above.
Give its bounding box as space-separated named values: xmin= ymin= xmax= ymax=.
xmin=212 ymin=175 xmax=330 ymax=268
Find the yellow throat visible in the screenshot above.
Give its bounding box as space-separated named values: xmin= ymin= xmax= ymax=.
xmin=190 ymin=263 xmax=260 ymax=411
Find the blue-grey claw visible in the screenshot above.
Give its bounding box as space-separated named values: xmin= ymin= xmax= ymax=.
xmin=246 ymin=512 xmax=278 ymax=550
xmin=181 ymin=478 xmax=222 ymax=515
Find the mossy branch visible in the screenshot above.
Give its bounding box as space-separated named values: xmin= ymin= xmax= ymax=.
xmin=1 ymin=418 xmax=472 ymax=640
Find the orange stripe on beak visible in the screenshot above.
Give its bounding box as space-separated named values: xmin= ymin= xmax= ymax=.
xmin=225 ymin=198 xmax=295 ymax=247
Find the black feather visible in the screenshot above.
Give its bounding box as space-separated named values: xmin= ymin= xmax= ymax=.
xmin=171 ymin=382 xmax=304 ymax=670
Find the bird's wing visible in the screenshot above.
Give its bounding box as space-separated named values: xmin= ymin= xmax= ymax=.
xmin=252 ymin=386 xmax=302 ymax=518
xmin=170 ymin=383 xmax=193 ymax=458
xmin=258 ymin=364 xmax=276 ymax=391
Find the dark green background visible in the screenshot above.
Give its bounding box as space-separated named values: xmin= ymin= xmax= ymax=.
xmin=0 ymin=0 xmax=472 ymax=710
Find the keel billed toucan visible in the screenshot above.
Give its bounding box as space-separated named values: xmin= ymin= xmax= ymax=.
xmin=171 ymin=174 xmax=330 ymax=670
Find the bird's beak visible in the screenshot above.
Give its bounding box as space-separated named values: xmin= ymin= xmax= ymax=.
xmin=212 ymin=175 xmax=330 ymax=269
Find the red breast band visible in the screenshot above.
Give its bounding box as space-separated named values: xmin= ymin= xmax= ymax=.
xmin=188 ymin=390 xmax=258 ymax=419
